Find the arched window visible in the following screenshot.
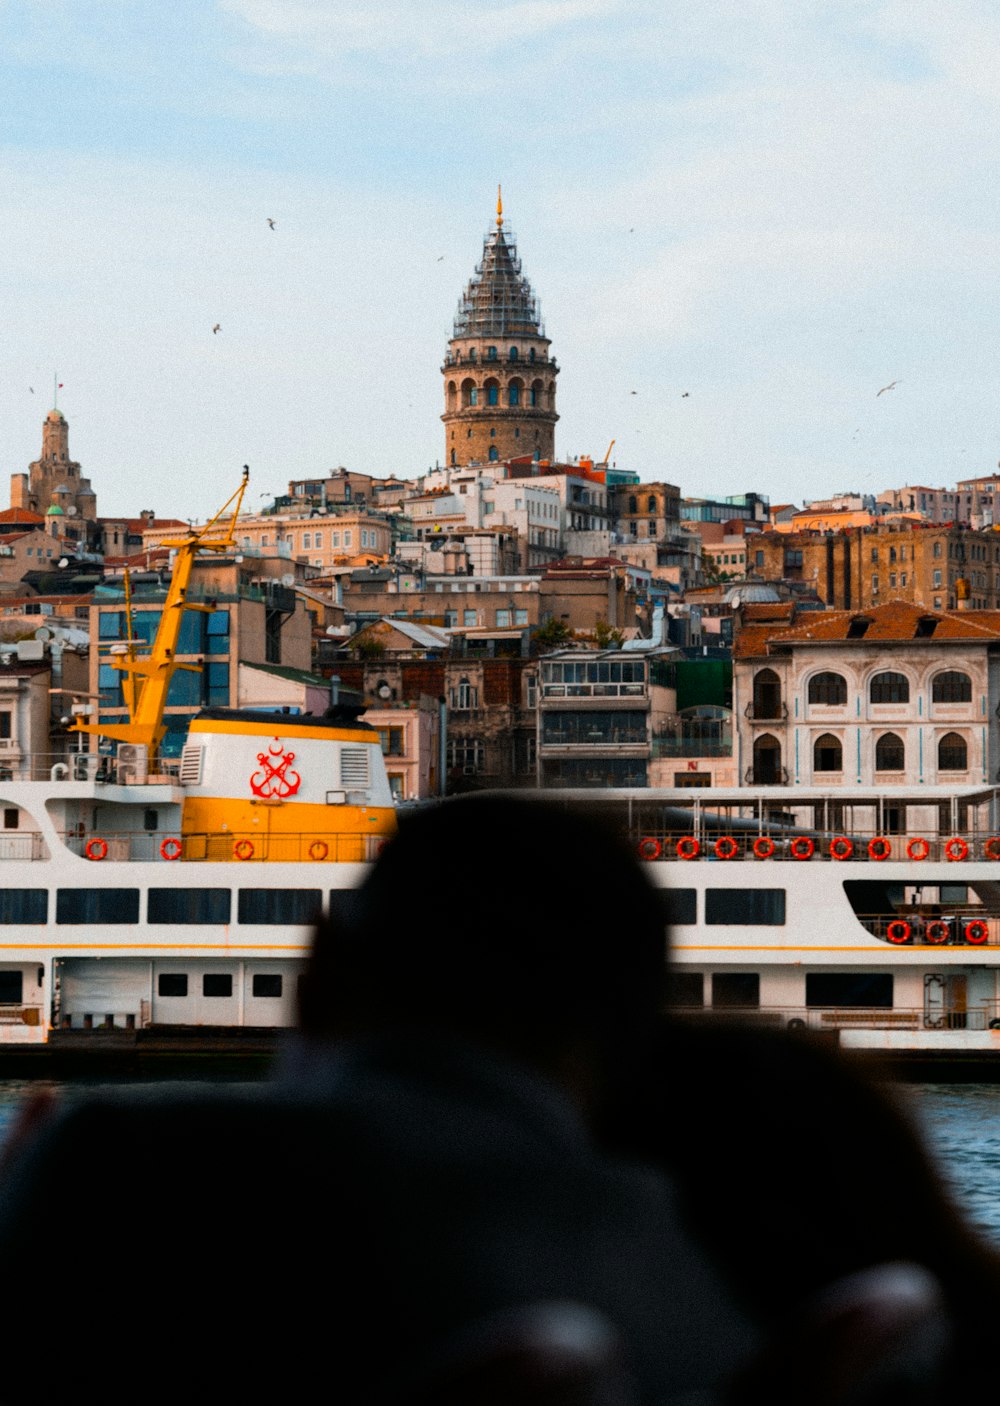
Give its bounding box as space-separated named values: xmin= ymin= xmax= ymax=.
xmin=529 ymin=348 xmax=536 ymax=363
xmin=938 ymin=732 xmax=968 ymax=770
xmin=875 ymin=733 xmax=905 ymax=771
xmin=485 ymin=380 xmax=500 ymax=407
xmin=450 ymin=450 xmax=456 ymax=465
xmin=446 ymin=380 xmax=457 ymax=412
xmin=547 ymin=380 xmax=556 ymax=409
xmin=628 ymin=495 xmax=638 ymax=514
xmin=813 ymin=734 xmax=842 ymax=772
xmin=509 ymin=347 xmax=518 ymax=362
xmin=870 ymin=672 xmax=909 ymax=704
xmin=488 ymin=445 xmax=499 ymax=462
xmin=470 ymin=388 xmax=478 ymax=406
xmin=647 ymin=496 xmax=656 ymax=513
xmin=932 ymin=671 xmax=972 ymax=703
xmin=752 ymin=668 xmax=782 ymax=719
xmin=461 ymin=378 xmax=476 ymax=408
xmin=753 ymin=735 xmax=782 ymax=785
xmin=469 ymin=347 xmax=476 ymax=362
xmin=487 ymin=346 xmax=497 ymax=361
xmin=508 ymin=380 xmax=522 ymax=407
xmin=808 ymin=672 xmax=847 ymax=705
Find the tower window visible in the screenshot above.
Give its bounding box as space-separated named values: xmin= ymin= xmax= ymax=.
xmin=529 ymin=348 xmax=536 ymax=362
xmin=490 ymin=429 xmax=496 ymax=437
xmin=509 ymin=347 xmax=518 ymax=361
xmin=469 ymin=348 xmax=476 ymax=362
xmin=489 ymin=446 xmax=499 ymax=461
xmin=508 ymin=384 xmax=520 ymax=406
xmin=487 ymin=384 xmax=499 ymax=406
xmin=470 ymin=388 xmax=478 ymax=406
xmin=487 ymin=347 xmax=497 ymax=361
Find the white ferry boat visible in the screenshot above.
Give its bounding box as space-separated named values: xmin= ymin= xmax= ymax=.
xmin=0 ymin=472 xmax=395 ymax=1048
xmin=555 ymin=784 xmax=1000 ymax=1060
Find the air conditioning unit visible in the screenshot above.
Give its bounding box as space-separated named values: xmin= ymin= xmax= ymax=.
xmin=118 ymin=743 xmax=149 ymax=785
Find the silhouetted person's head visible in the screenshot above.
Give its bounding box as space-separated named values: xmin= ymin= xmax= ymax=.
xmin=301 ymin=794 xmax=667 ymax=1100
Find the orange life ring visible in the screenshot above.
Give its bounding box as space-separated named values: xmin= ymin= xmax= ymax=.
xmin=159 ymin=837 xmax=182 ymax=861
xmin=85 ymin=837 xmax=107 ymax=862
xmin=753 ymin=837 xmax=775 ymax=860
xmin=676 ymin=836 xmax=700 ymax=860
xmin=308 ymin=840 xmax=329 ymax=861
xmin=945 ymin=837 xmax=969 ymax=863
xmin=790 ymin=837 xmax=814 ymax=860
xmin=906 ymin=838 xmax=930 ymax=862
xmin=829 ymin=837 xmax=853 ymax=861
xmin=233 ymin=839 xmax=254 ymax=861
xmin=637 ymin=837 xmax=661 ymax=861
xmin=925 ymin=920 xmax=950 ymax=945
xmin=714 ymin=836 xmax=739 ymax=861
xmin=868 ymin=837 xmax=891 ymax=861
xmin=965 ymin=919 xmax=989 ymax=946
xmin=887 ymin=920 xmax=912 ymax=945
xmin=985 ymin=837 xmax=1000 ymax=862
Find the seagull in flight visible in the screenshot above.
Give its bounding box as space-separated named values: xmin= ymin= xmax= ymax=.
xmin=212 ymin=324 xmax=221 ymax=335
xmin=876 ymin=380 xmax=899 ymax=396
xmin=681 ymin=392 xmax=689 ymax=397
xmin=630 ymin=390 xmax=638 ymax=395
xmin=436 ymin=255 xmax=445 ymax=261
xmin=28 ymin=387 xmax=33 ymax=394
xmin=267 ymin=218 xmax=275 ymax=230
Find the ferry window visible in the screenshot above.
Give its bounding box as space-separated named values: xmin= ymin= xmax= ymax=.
xmin=143 ymin=809 xmax=158 ymax=831
xmin=938 ymin=732 xmax=968 ymax=771
xmin=712 ymin=973 xmax=760 ymax=1009
xmin=870 ymin=672 xmax=909 ymax=704
xmin=2 ymin=809 xmax=17 ymax=830
xmin=875 ymin=733 xmax=905 ymax=771
xmin=203 ymin=974 xmax=233 ymax=998
xmin=252 ymin=974 xmax=283 ymax=999
xmin=0 ymin=714 xmax=10 ymax=740
xmin=706 ymin=889 xmax=785 ymax=925
xmin=148 ymin=889 xmax=231 ymax=925
xmin=660 ymin=889 xmax=696 ymax=925
xmin=158 ymin=973 xmax=188 ymax=997
xmin=664 ymin=972 xmax=703 ymax=1008
xmin=940 ymin=885 xmax=968 ymax=905
xmin=806 ymin=974 xmax=892 ymax=1009
xmin=56 ymin=889 xmax=140 ymax=924
xmin=932 ymin=671 xmax=971 ymax=703
xmin=0 ymin=971 xmax=23 ymax=1004
xmin=238 ymin=890 xmax=322 ymax=925
xmin=0 ymin=890 xmax=46 ymax=924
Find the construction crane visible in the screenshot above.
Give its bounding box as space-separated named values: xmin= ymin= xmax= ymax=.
xmin=73 ymin=468 xmax=250 ymax=763
xmin=600 ymin=438 xmax=616 ymax=466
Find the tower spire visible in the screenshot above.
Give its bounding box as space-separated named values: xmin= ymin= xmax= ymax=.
xmin=496 ymin=184 xmax=503 ymax=229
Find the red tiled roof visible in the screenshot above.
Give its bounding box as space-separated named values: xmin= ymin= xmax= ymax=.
xmin=0 ymin=509 xmax=44 ymax=525
xmin=734 ymin=601 xmax=1000 ymax=657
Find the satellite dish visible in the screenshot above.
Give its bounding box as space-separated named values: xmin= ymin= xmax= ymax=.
xmin=65 ymin=505 xmax=78 ymax=517
xmin=34 ymin=627 xmax=52 ymax=641
xmin=281 ymin=574 xmax=295 ymax=587
xmin=730 ymin=594 xmax=741 ymax=609
xmin=377 ymin=682 xmax=392 ymax=699
xmin=57 ymin=558 xmax=69 ymax=568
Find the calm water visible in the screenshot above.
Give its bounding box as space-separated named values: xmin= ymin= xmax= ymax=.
xmin=0 ymin=1079 xmax=997 ymax=1240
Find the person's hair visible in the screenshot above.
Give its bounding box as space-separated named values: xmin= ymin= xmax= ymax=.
xmin=301 ymin=794 xmax=666 ymax=1077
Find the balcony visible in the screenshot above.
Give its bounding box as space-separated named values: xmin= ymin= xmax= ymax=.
xmin=743 ymin=701 xmax=787 ymax=721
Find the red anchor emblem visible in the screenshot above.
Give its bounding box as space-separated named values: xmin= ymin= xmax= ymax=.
xmin=250 ymin=738 xmax=302 ymax=799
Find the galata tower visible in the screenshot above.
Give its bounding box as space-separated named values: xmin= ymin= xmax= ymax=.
xmin=442 ymin=189 xmax=559 ymax=467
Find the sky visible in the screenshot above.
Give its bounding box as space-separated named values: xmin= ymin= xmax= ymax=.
xmin=2 ymin=1 xmax=1000 ymax=520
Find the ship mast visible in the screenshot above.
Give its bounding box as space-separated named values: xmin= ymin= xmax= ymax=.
xmin=73 ymin=468 xmax=250 ymax=763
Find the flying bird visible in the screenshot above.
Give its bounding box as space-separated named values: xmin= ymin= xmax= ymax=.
xmin=876 ymin=380 xmax=899 ymax=396
xmin=630 ymin=390 xmax=637 ymax=395
xmin=212 ymin=324 xmax=221 ymax=335
xmin=267 ymin=218 xmax=275 ymax=230
xmin=28 ymin=387 xmax=33 ymax=394
xmin=681 ymin=392 xmax=689 ymax=398
xmin=436 ymin=255 xmax=445 ymax=261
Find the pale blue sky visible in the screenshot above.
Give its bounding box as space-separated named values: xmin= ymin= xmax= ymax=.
xmin=2 ymin=1 xmax=999 ymax=518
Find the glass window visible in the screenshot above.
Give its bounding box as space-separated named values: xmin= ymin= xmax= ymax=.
xmin=807 ymin=672 xmax=847 ymax=705
xmin=706 ymin=890 xmax=785 ymax=925
xmin=932 ymin=671 xmax=972 ymax=703
xmin=0 ymin=890 xmax=46 ymax=924
xmin=238 ymin=890 xmax=322 ymax=925
xmin=875 ymin=733 xmax=905 ymax=771
xmin=514 ymin=609 xmax=528 ymax=626
xmin=487 ymin=385 xmax=499 ymax=406
xmin=496 ymin=609 xmax=511 ymax=627
xmin=806 ymin=974 xmax=892 ymax=1008
xmin=463 ymin=610 xmax=477 ymax=626
xmin=148 ymin=889 xmax=231 ymax=924
xmin=660 ymin=889 xmax=696 ymax=925
xmin=252 ymin=974 xmax=283 ymax=999
xmin=158 ymin=973 xmax=188 ymax=997
xmin=813 ymin=734 xmax=843 ymax=772
xmin=938 ymin=732 xmax=968 ymax=770
xmin=203 ymin=974 xmax=233 ymax=998
xmin=870 ymin=672 xmax=909 ymax=704
xmin=712 ymin=973 xmax=760 ymax=1009
xmin=0 ymin=971 xmax=23 ymax=1004
xmin=57 ymin=890 xmax=140 ymax=924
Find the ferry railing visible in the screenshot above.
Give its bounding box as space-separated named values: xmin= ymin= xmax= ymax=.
xmin=856 ymin=912 xmax=998 ymax=946
xmin=58 ymin=831 xmax=387 ymax=863
xmin=0 ymin=1003 xmax=43 ymax=1028
xmin=677 ymin=1006 xmax=995 ymax=1033
xmin=0 ymin=834 xmax=48 ymax=861
xmin=59 ymin=1011 xmax=140 ymax=1031
xmin=633 ymin=829 xmax=1000 ymax=863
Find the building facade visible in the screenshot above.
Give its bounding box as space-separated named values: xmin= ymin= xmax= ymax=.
xmin=10 ymin=409 xmax=97 ymax=548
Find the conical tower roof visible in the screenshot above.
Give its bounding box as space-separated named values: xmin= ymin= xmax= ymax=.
xmin=452 ymin=210 xmax=545 ymax=340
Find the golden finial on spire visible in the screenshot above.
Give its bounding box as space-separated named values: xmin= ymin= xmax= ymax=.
xmin=496 ymin=184 xmax=504 ymax=228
